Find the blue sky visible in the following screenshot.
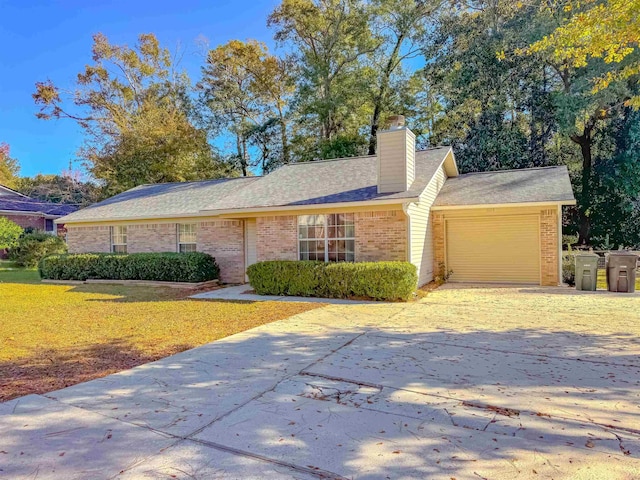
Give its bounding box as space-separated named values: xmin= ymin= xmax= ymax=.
xmin=0 ymin=0 xmax=280 ymax=177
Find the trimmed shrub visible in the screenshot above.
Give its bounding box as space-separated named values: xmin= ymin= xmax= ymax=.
xmin=39 ymin=252 xmax=220 ymax=283
xmin=10 ymin=232 xmax=67 ymax=268
xmin=0 ymin=217 xmax=23 ymax=250
xmin=562 ymin=253 xmax=576 ymax=286
xmin=247 ymin=261 xmax=418 ymax=301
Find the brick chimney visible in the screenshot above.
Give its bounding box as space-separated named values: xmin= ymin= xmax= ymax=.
xmin=377 ymin=115 xmax=415 ymax=193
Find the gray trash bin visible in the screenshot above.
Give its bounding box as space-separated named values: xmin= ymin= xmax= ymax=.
xmin=606 ymin=252 xmax=639 ymax=293
xmin=575 ymin=253 xmax=599 ymax=291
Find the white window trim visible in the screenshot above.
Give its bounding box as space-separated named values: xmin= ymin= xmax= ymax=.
xmin=110 ymin=226 xmax=127 ymax=253
xmin=177 ymin=223 xmax=197 ymax=253
xmin=297 ymin=214 xmax=355 ymax=262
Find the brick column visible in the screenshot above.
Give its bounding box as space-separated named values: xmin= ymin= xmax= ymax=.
xmin=198 ymin=220 xmax=245 ymax=283
xmin=432 ymin=213 xmax=445 ymax=276
xmin=540 ymin=209 xmax=559 ymax=286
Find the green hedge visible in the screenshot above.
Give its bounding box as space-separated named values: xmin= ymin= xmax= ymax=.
xmin=39 ymin=252 xmax=220 ymax=283
xmin=10 ymin=232 xmax=67 ymax=268
xmin=246 ymin=261 xmax=418 ymax=301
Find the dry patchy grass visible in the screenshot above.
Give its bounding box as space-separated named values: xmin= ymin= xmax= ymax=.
xmin=0 ymin=263 xmax=321 ymax=401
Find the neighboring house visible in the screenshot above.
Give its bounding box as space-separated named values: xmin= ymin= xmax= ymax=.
xmin=0 ymin=184 xmax=78 ymax=234
xmin=56 ymin=118 xmax=576 ymax=286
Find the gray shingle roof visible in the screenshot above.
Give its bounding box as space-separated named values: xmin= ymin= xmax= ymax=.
xmin=434 ymin=166 xmax=575 ymax=207
xmin=205 ymin=147 xmax=452 ymax=212
xmin=0 ymin=197 xmax=78 ymax=216
xmin=57 ymin=177 xmax=260 ymax=223
xmin=57 ymin=148 xmax=452 ymax=223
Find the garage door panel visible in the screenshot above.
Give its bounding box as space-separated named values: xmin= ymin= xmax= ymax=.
xmin=446 ymin=215 xmax=540 ymax=284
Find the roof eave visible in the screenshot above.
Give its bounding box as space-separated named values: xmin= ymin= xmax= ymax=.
xmin=204 ymin=197 xmax=419 ymax=217
xmin=432 ymin=199 xmax=577 ymax=210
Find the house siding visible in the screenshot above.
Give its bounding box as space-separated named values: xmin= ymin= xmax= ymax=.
xmin=67 ymin=219 xmax=246 ymax=284
xmin=67 ymin=225 xmax=111 ymax=253
xmin=128 ymin=223 xmax=177 ymax=253
xmin=354 ymin=210 xmax=408 ymax=262
xmin=407 ymin=165 xmax=447 ymax=286
xmin=377 ymin=128 xmax=415 ymax=193
xmin=198 ymin=220 xmax=245 ymax=284
xmin=2 ymin=213 xmax=46 ymax=231
xmin=256 ymin=215 xmax=298 ymax=261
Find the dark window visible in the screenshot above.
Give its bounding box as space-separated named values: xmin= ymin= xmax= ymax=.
xmin=45 ymin=219 xmax=54 ymax=232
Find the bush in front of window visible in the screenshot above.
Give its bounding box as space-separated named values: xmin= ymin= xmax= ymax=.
xmin=39 ymin=252 xmax=220 ymax=283
xmin=246 ymin=261 xmax=418 ymax=301
xmin=10 ymin=232 xmax=68 ymax=268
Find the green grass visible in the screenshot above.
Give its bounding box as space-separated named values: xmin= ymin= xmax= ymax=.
xmin=0 ymin=261 xmax=321 ymax=401
xmin=596 ymin=269 xmax=640 ymax=290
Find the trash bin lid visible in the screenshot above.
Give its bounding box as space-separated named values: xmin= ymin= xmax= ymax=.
xmin=575 ymin=253 xmax=599 ymax=258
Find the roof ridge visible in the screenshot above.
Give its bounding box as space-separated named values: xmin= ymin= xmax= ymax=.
xmin=459 ymin=165 xmax=565 ymax=176
xmin=282 ymin=155 xmax=376 ymax=166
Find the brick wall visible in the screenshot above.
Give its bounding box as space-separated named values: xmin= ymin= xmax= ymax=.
xmin=354 ymin=210 xmax=408 ymax=261
xmin=432 ymin=212 xmax=446 ymax=277
xmin=67 ymin=225 xmax=111 ymax=253
xmin=256 ymin=215 xmax=298 ymax=261
xmin=128 ymin=223 xmax=177 ymax=253
xmin=198 ymin=219 xmax=245 ymax=283
xmin=540 ymin=209 xmax=559 ymax=286
xmin=2 ymin=213 xmax=45 ymax=230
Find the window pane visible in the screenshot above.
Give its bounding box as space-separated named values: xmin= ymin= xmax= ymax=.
xmin=179 ymin=243 xmax=196 ymax=253
xmin=113 ymin=244 xmax=127 ymax=254
xmin=345 ymin=225 xmax=355 ymax=238
xmin=178 ymin=224 xmax=196 ymax=243
xmin=298 ymin=225 xmax=308 ymax=239
xmin=346 ymin=239 xmax=355 ymax=253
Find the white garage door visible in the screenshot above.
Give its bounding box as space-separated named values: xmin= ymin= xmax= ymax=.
xmin=446 ymin=215 xmax=540 ymax=284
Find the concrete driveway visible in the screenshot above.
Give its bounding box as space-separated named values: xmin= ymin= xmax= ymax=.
xmin=2 ymin=285 xmax=640 ymax=479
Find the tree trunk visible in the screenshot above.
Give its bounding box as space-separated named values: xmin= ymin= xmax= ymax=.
xmin=368 ymin=34 xmax=405 ymax=156
xmin=279 ymin=116 xmax=289 ymax=165
xmin=571 ymin=131 xmax=593 ymax=245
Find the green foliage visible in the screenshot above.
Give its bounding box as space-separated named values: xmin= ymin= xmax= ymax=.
xmin=9 ymin=232 xmax=67 ymax=268
xmin=198 ymin=40 xmax=294 ymax=174
xmin=562 ymin=245 xmax=577 ymax=286
xmin=0 ymin=218 xmax=24 ymax=250
xmin=16 ymin=173 xmax=100 ymax=205
xmin=247 ymin=260 xmax=418 ymax=301
xmin=33 ymin=33 xmax=232 ymax=195
xmin=39 ymin=252 xmax=220 ymax=283
xmin=0 ymin=142 xmax=20 ymax=189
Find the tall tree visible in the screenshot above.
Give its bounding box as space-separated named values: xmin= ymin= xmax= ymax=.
xmin=17 ymin=173 xmax=101 ymax=206
xmin=0 ymin=142 xmax=20 ymax=189
xmin=424 ymin=0 xmax=556 ymax=172
xmin=269 ymin=0 xmax=379 ymax=148
xmin=33 ymin=33 xmax=229 ymax=195
xmin=522 ymin=0 xmax=640 ymax=244
xmin=366 ymin=0 xmax=435 ymax=154
xmin=198 ymin=40 xmax=294 ymax=175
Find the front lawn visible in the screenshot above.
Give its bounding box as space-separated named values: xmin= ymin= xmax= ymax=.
xmin=0 ymin=261 xmax=321 ymax=402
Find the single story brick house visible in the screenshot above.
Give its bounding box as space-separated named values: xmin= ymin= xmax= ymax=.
xmin=57 ymin=119 xmax=575 ymax=286
xmin=0 ymin=184 xmax=77 ymax=234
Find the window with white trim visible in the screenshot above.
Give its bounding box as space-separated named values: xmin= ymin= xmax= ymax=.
xmin=178 ymin=223 xmax=197 ymax=253
xmin=298 ymin=214 xmax=355 ymax=262
xmin=111 ymin=226 xmax=127 ymax=253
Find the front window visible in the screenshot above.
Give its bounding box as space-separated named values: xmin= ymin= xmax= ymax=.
xmin=178 ymin=223 xmax=197 ymax=253
xmin=298 ymin=214 xmax=355 ymax=262
xmin=45 ymin=219 xmax=54 ymax=232
xmin=111 ymin=226 xmax=127 ymax=253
